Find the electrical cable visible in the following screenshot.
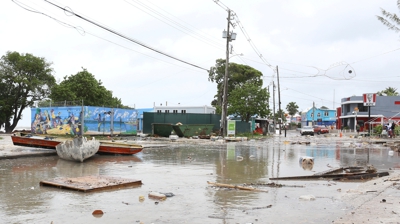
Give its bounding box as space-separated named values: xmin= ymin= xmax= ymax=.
xmin=125 ymin=0 xmax=224 ymax=50
xmin=44 ymin=0 xmax=209 ymax=72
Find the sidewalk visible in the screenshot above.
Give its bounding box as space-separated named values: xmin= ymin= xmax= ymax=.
xmin=0 ymin=134 xmax=57 ymax=159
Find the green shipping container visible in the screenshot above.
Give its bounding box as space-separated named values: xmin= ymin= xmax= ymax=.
xmin=172 ymin=124 xmax=215 ymax=137
xmin=152 ymin=123 xmax=174 ymax=137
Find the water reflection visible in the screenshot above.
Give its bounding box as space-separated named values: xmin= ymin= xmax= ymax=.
xmin=1 ymin=139 xmax=400 ymax=223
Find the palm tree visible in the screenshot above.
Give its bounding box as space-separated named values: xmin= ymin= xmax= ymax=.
xmin=377 ymin=87 xmax=399 ymax=96
xmin=377 ymin=1 xmax=400 ymax=35
xmin=286 ymin=102 xmax=299 ymax=124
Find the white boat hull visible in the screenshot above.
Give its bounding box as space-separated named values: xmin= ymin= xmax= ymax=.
xmin=56 ymin=137 xmax=100 ymax=162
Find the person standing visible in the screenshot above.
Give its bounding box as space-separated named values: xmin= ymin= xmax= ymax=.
xmin=387 ymin=123 xmax=392 ymax=138
xmin=391 ymin=121 xmax=396 ymax=138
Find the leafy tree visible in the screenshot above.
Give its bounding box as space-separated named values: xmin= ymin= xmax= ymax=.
xmin=376 ymin=87 xmax=399 ymax=96
xmin=274 ymin=109 xmax=286 ymax=122
xmin=286 ymin=102 xmax=299 ymax=118
xmin=50 ymin=68 xmax=127 ymax=108
xmin=208 ymin=59 xmax=269 ymax=122
xmin=0 ymin=51 xmax=55 ymax=133
xmin=377 ymin=1 xmax=400 ymax=35
xmin=228 ymin=82 xmax=269 ymax=122
xmin=320 ymin=106 xmax=329 ymax=109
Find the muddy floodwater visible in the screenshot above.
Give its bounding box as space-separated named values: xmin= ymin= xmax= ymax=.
xmin=1 ymin=132 xmax=400 ymax=223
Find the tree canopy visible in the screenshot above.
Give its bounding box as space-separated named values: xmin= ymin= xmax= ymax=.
xmin=286 ymin=102 xmax=299 ymax=117
xmin=50 ymin=68 xmax=127 ymax=108
xmin=377 ymin=1 xmax=400 ymax=35
xmin=208 ymin=59 xmax=270 ymax=122
xmin=376 ymin=87 xmax=399 ymax=96
xmin=274 ymin=109 xmax=286 ymax=122
xmin=0 ymin=51 xmax=55 ymax=133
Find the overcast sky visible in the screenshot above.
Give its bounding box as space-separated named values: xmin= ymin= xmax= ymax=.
xmin=2 ymin=0 xmax=400 ymax=127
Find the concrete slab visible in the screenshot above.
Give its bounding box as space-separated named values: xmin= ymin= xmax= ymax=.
xmin=40 ymin=175 xmax=142 ymax=192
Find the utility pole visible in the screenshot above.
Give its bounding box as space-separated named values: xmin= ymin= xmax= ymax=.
xmin=220 ymin=10 xmax=237 ymax=137
xmin=312 ymin=101 xmax=315 ymax=126
xmin=277 ymin=66 xmax=282 ymax=135
xmin=220 ymin=9 xmax=231 ymax=137
xmin=272 ymin=80 xmax=275 ymax=133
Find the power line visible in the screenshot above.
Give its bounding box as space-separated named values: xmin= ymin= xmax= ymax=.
xmin=125 ymin=0 xmax=224 ymax=50
xmin=44 ymin=0 xmax=209 ymax=72
xmin=12 ymin=0 xmax=209 ymax=74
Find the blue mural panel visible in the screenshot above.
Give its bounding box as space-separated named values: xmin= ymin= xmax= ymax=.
xmin=31 ymin=106 xmax=140 ymax=136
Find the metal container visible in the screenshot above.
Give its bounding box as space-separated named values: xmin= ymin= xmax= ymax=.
xmin=172 ymin=124 xmax=215 ymax=137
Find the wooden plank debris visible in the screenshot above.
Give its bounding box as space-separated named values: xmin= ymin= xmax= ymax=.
xmin=313 ymin=166 xmax=365 ymax=176
xmin=333 ymin=172 xmax=389 ymax=180
xmin=269 ymin=172 xmax=389 ymax=181
xmin=40 ymin=175 xmax=142 ymax=192
xmin=207 ymin=181 xmax=268 ymax=192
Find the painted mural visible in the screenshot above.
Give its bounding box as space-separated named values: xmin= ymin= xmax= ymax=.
xmin=31 ymin=106 xmax=138 ymax=136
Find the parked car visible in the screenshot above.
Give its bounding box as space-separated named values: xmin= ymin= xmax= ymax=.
xmin=300 ymin=126 xmax=314 ymax=136
xmin=313 ymin=125 xmax=329 ymax=135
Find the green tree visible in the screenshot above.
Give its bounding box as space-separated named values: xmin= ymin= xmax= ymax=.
xmin=0 ymin=51 xmax=55 ymax=133
xmin=208 ymin=59 xmax=269 ymax=122
xmin=50 ymin=68 xmax=127 ymax=108
xmin=320 ymin=106 xmax=329 ymax=109
xmin=274 ymin=109 xmax=286 ymax=122
xmin=376 ymin=87 xmax=399 ymax=96
xmin=228 ymin=82 xmax=269 ymax=122
xmin=377 ymin=1 xmax=400 ymax=35
xmin=286 ymin=102 xmax=299 ymax=118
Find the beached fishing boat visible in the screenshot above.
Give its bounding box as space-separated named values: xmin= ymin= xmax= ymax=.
xmin=98 ymin=141 xmax=143 ymax=155
xmin=56 ymin=137 xmax=100 ymax=162
xmin=11 ymin=133 xmax=143 ymax=155
xmin=11 ymin=133 xmax=63 ymax=149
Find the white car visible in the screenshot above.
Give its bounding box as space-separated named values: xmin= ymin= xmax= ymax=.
xmin=300 ymin=126 xmax=314 ymax=136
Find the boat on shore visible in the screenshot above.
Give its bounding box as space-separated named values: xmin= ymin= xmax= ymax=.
xmin=98 ymin=141 xmax=143 ymax=155
xmin=11 ymin=133 xmax=143 ymax=155
xmin=11 ymin=133 xmax=63 ymax=149
xmin=56 ymin=137 xmax=100 ymax=162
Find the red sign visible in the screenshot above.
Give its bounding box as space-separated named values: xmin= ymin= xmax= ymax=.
xmin=363 ymin=93 xmax=376 ymax=106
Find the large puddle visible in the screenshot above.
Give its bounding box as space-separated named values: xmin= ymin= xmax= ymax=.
xmin=1 ymin=133 xmax=399 ymax=223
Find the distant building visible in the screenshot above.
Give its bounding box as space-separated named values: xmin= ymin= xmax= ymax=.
xmin=339 ymin=95 xmax=400 ymax=132
xmin=153 ymin=105 xmax=215 ymax=114
xmin=301 ymin=107 xmax=337 ymax=127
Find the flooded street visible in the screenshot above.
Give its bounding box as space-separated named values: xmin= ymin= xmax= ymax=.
xmin=1 ymin=131 xmax=400 ymax=223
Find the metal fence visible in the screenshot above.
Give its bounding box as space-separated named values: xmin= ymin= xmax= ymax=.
xmin=143 ymin=112 xmax=221 ymax=134
xmin=143 ymin=112 xmax=253 ymax=135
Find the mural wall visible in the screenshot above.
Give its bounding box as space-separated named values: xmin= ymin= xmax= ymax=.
xmin=31 ymin=106 xmax=139 ymax=136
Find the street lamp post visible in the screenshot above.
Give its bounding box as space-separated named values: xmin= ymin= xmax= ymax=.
xmin=220 ymin=9 xmax=236 ymax=137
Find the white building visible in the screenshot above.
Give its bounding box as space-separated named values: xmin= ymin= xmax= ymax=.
xmin=153 ymin=105 xmax=215 ymax=114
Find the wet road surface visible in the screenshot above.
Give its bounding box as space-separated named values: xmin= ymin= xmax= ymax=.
xmin=1 ymin=132 xmax=400 ymax=223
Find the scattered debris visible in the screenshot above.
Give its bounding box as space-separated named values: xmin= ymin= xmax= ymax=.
xmin=148 ymin=192 xmax=167 ymax=200
xmin=92 ymin=210 xmax=104 ymax=218
xmin=299 ymin=195 xmax=316 ymax=201
xmin=208 ymin=215 xmax=233 ymax=219
xmin=252 ymin=205 xmax=272 ymax=209
xmin=160 ymin=192 xmax=175 ymax=197
xmin=207 ymin=181 xmax=268 ymax=192
xmin=270 ymin=166 xmax=389 ymax=181
xmin=245 ymin=182 xmax=304 ymax=188
xmin=92 ymin=210 xmax=104 ymax=215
